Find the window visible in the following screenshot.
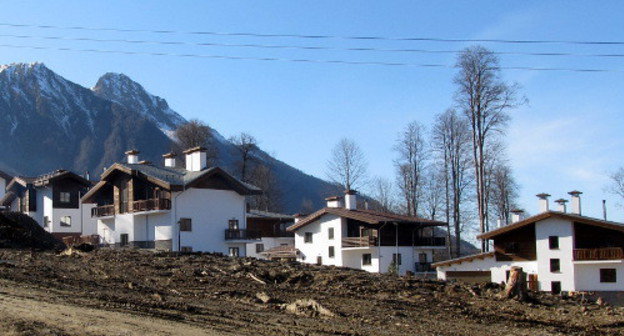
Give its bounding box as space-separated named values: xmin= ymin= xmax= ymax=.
xmin=59 ymin=192 xmax=71 ymax=203
xmin=304 ymin=232 xmax=313 ymax=243
xmin=392 ymin=253 xmax=402 ymax=265
xmin=328 ymin=228 xmax=334 ymax=240
xmin=228 ymin=219 xmax=239 ymax=230
xmin=179 ymin=218 xmax=192 ymax=232
xmin=181 ymin=246 xmax=193 ymax=253
xmin=60 ymin=216 xmax=71 ymax=227
xmin=328 ymin=246 xmax=335 ymax=258
xmin=256 ymin=243 xmax=264 ymax=253
xmin=418 ymin=253 xmax=427 ymax=264
xmin=600 ymin=268 xmax=617 ymax=283
xmin=550 ymin=258 xmax=560 ymax=273
xmin=43 ymin=216 xmax=49 ymax=228
xmin=549 ymin=236 xmax=559 ymax=249
xmin=551 ymin=281 xmax=561 ymax=294
xmin=229 ymin=247 xmax=240 ymax=257
xmin=362 ymin=253 xmax=372 ymax=266
xmin=120 ymin=233 xmax=129 ymax=247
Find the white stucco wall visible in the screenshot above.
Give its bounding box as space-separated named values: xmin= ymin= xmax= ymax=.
xmin=436 ymin=256 xmax=538 ymax=284
xmin=174 ymin=188 xmax=247 ymax=254
xmin=535 ymin=217 xmax=575 ymax=291
xmin=574 ymin=262 xmax=624 ymax=291
xmin=294 ymin=214 xmax=343 ymax=266
xmin=0 ymin=177 xmax=6 ymax=200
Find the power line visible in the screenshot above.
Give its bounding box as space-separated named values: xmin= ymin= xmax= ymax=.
xmin=1 ymin=22 xmax=624 ymax=46
xmin=0 ymin=43 xmax=620 ymax=73
xmin=1 ymin=33 xmax=624 ymax=59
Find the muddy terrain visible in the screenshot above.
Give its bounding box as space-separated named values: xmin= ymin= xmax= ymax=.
xmin=0 ymin=249 xmax=622 ymax=336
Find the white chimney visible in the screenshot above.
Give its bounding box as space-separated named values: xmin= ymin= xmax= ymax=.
xmin=293 ymin=213 xmax=305 ymax=223
xmin=183 ymin=147 xmax=207 ymax=172
xmin=536 ymin=193 xmax=551 ymax=213
xmin=125 ymin=149 xmax=139 ymax=164
xmin=497 ymin=218 xmax=503 ymax=228
xmin=326 ymin=196 xmax=343 ymax=208
xmin=554 ymin=199 xmax=568 ymax=213
xmin=568 ymin=190 xmax=582 ymax=215
xmin=510 ymin=209 xmax=525 ymax=223
xmin=344 ymin=190 xmax=357 ymax=210
xmin=163 ymin=152 xmax=177 ymax=168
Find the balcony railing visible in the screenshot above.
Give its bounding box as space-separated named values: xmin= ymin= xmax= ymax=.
xmin=91 ymin=198 xmax=171 ymax=217
xmin=414 ymin=237 xmax=446 ymax=247
xmin=573 ymin=247 xmax=624 ymax=261
xmin=225 ymin=229 xmax=261 ymax=240
xmin=91 ymin=204 xmax=115 ymax=217
xmin=342 ymin=236 xmax=378 ymax=248
xmin=132 ymin=198 xmax=171 ymax=213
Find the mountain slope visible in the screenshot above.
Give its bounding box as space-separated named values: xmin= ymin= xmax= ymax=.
xmin=0 ymin=63 xmax=335 ymax=212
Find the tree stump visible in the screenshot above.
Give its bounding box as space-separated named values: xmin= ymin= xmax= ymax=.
xmin=502 ymin=266 xmax=529 ymax=301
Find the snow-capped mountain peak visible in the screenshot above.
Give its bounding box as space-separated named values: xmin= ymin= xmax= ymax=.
xmin=92 ymin=72 xmax=186 ymax=131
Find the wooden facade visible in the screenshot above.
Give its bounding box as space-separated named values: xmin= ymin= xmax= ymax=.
xmin=493 ymin=223 xmax=537 ymax=261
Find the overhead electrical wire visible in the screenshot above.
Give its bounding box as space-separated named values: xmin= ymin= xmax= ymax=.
xmin=1 ymin=22 xmax=624 ymax=46
xmin=0 ymin=43 xmax=620 ymax=73
xmin=0 ymin=33 xmax=623 ymax=59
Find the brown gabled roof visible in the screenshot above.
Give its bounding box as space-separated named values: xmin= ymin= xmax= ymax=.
xmin=287 ymin=207 xmax=445 ymax=232
xmin=82 ymin=164 xmax=261 ymax=203
xmin=5 ymin=170 xmax=91 ymax=190
xmin=431 ymin=252 xmax=495 ymax=268
xmin=478 ymin=211 xmax=624 ymax=240
xmin=261 ymin=245 xmax=299 ymax=258
xmin=0 ymin=170 xmax=12 ymax=181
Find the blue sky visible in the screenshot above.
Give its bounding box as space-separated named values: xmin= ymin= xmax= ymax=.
xmin=0 ymin=1 xmax=622 ymax=221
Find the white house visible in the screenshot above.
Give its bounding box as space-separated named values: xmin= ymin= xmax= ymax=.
xmin=81 ymin=147 xmax=262 ymax=256
xmin=288 ymin=190 xmax=447 ymax=275
xmin=0 ymin=170 xmax=12 ymax=204
xmin=245 ymin=209 xmax=294 ymax=259
xmin=0 ymin=170 xmax=97 ymax=239
xmin=434 ymin=191 xmax=624 ymax=294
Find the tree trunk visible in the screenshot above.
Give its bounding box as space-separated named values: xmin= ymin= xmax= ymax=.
xmin=502 ymin=266 xmax=529 ymax=301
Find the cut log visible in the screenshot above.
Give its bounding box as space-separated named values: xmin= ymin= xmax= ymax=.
xmin=502 ymin=266 xmax=529 ymax=301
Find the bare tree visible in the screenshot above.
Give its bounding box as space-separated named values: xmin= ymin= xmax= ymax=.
xmin=454 ymin=45 xmax=521 ymax=252
xmin=229 ymin=132 xmax=259 ymax=182
xmin=174 ymin=119 xmax=217 ymax=164
xmin=432 ymin=109 xmax=474 ymax=257
xmin=370 ymin=176 xmax=396 ymax=213
xmin=326 ymin=138 xmax=368 ymax=191
xmin=609 ymin=167 xmax=624 ymax=207
xmin=422 ymin=166 xmax=445 ymax=221
xmin=248 ymin=163 xmax=283 ymax=212
xmin=489 ymin=160 xmax=519 ymax=226
xmin=394 ymin=121 xmax=427 ymax=216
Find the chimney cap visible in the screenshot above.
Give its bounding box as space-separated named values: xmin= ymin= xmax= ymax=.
xmin=325 ymin=196 xmax=342 ymax=201
xmin=162 ymin=152 xmax=177 ymax=158
xmin=182 ymin=146 xmax=207 ymax=154
xmin=125 ymin=149 xmax=140 ymax=155
xmin=293 ymin=213 xmax=308 ymax=218
xmin=568 ymin=190 xmax=583 ymax=196
xmin=554 ymin=198 xmax=569 ymax=204
xmin=536 ymin=193 xmax=551 ymax=199
xmin=344 ymin=189 xmax=358 ymax=195
xmin=510 ymin=209 xmax=525 ymax=214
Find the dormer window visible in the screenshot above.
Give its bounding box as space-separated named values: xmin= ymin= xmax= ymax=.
xmin=60 ymin=192 xmax=71 ymax=203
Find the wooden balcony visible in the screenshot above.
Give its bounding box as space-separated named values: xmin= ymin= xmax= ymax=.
xmin=224 ymin=229 xmax=261 ymax=240
xmin=91 ymin=198 xmax=171 ymax=217
xmin=414 ymin=237 xmax=446 ymax=247
xmin=342 ymin=236 xmax=377 ymax=248
xmin=573 ymin=247 xmax=624 ymax=261
xmin=91 ymin=204 xmax=115 ymax=217
xmin=131 ymin=198 xmax=171 ymax=213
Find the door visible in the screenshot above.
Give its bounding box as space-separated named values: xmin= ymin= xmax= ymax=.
xmin=120 ymin=233 xmax=129 ymax=247
xmin=316 ymin=256 xmax=323 ymax=266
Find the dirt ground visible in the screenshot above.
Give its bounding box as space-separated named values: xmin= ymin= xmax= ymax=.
xmin=0 ymin=248 xmax=622 ymax=336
